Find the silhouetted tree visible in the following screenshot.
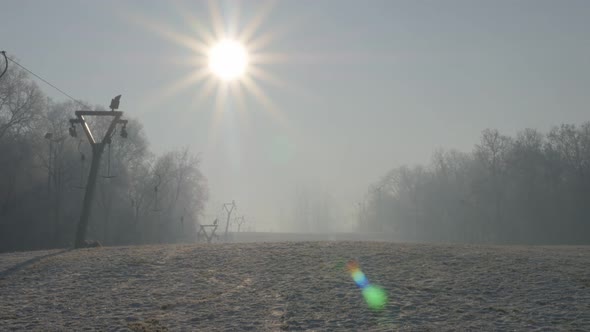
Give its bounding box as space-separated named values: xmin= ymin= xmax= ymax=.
xmin=365 ymin=125 xmax=590 ymax=244
xmin=0 ymin=64 xmax=208 ymax=252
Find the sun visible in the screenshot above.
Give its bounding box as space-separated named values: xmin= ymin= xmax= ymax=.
xmin=129 ymin=0 xmax=293 ymax=130
xmin=208 ymin=39 xmax=248 ymax=81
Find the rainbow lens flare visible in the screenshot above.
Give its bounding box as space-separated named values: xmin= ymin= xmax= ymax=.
xmin=346 ymin=260 xmax=388 ymax=310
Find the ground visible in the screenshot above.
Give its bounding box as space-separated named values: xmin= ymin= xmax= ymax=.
xmin=1 ymin=241 xmax=589 ymax=331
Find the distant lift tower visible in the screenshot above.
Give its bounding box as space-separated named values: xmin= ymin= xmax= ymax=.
xmin=223 ymin=201 xmax=237 ymax=240
xmin=69 ymin=95 xmax=128 ymax=248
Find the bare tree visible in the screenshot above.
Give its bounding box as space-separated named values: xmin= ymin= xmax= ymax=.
xmin=0 ymin=64 xmax=45 ymax=141
xmin=474 ymin=129 xmax=512 ymax=240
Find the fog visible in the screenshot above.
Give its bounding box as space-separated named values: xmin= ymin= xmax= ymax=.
xmin=2 ymin=1 xmax=590 ymax=251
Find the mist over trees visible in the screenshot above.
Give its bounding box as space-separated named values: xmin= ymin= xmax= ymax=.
xmin=289 ymin=184 xmax=339 ymax=233
xmin=0 ymin=61 xmax=208 ymax=252
xmin=362 ymin=127 xmax=590 ymax=244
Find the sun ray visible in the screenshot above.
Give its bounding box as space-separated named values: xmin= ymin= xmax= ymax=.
xmin=188 ymin=77 xmax=219 ymax=113
xmin=249 ymin=52 xmax=292 ymax=65
xmin=245 ymin=24 xmax=289 ymax=53
xmin=206 ymin=81 xmax=230 ymax=148
xmin=174 ymin=78 xmax=219 ymax=136
xmin=127 ymin=11 xmax=208 ymax=55
xmin=246 ymin=9 xmax=311 ymax=52
xmin=165 ymin=67 xmax=211 ymax=95
xmin=249 ymin=64 xmax=314 ymax=106
xmin=248 ymin=65 xmax=286 ymax=88
xmin=231 ymin=81 xmax=248 ymax=114
xmin=171 ymin=1 xmax=218 ymax=46
xmin=227 ymin=0 xmax=242 ymax=39
xmin=165 ymin=54 xmax=208 ymax=67
xmin=208 ymin=0 xmax=227 ymax=39
xmin=246 ymin=30 xmax=278 ymax=53
xmin=238 ymin=0 xmax=277 ymax=44
xmin=214 ymin=80 xmax=229 ymax=117
xmin=241 ymin=75 xmax=287 ymax=126
xmin=140 ymin=67 xmax=211 ymax=113
xmin=253 ymin=51 xmax=397 ymax=66
xmin=230 ymin=81 xmax=252 ymax=134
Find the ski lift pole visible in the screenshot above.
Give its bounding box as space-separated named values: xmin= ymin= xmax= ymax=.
xmin=71 ymin=95 xmax=127 ymax=249
xmin=102 ymin=139 xmax=115 ymax=178
xmin=73 ymin=140 xmax=86 ymax=189
xmin=223 ymin=200 xmax=236 ymax=240
xmin=75 ymin=142 xmax=104 ymax=247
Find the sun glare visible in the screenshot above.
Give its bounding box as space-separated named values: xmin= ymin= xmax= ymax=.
xmin=132 ymin=0 xmax=293 ymax=135
xmin=208 ymin=39 xmax=248 ymax=81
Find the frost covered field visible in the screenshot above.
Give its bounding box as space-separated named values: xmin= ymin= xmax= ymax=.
xmin=1 ymin=241 xmax=589 ymax=331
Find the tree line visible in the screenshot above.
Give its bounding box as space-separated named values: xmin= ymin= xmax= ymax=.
xmin=362 ymin=125 xmax=590 ymax=245
xmin=0 ymin=59 xmax=208 ymax=252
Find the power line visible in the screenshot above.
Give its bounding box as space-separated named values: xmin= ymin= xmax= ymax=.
xmin=3 ymin=52 xmax=90 ymax=110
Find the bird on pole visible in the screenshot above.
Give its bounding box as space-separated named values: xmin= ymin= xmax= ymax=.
xmin=110 ymin=95 xmax=121 ymax=111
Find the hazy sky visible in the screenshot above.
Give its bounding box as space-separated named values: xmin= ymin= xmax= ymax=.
xmin=2 ymin=0 xmax=590 ymax=231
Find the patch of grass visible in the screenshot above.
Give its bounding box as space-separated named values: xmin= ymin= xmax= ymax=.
xmin=160 ymin=303 xmax=174 ymax=310
xmin=127 ymin=318 xmax=168 ymax=332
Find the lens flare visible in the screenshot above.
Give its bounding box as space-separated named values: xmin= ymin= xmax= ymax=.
xmin=362 ymin=285 xmax=388 ymax=310
xmin=351 ymin=270 xmax=369 ymax=288
xmin=346 ymin=260 xmax=388 ymax=310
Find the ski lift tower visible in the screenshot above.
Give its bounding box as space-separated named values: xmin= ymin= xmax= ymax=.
xmin=69 ymin=95 xmax=128 ymax=248
xmin=223 ymin=200 xmax=236 ymax=240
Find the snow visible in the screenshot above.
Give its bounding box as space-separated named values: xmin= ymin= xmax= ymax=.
xmin=1 ymin=242 xmax=589 ymax=331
